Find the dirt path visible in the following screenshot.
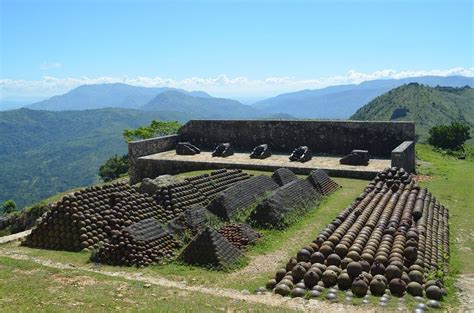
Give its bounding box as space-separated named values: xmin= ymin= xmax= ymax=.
xmin=456 ymin=274 xmax=474 ymax=311
xmin=0 ymin=249 xmax=370 ymax=313
xmin=231 ymin=225 xmax=316 ymax=277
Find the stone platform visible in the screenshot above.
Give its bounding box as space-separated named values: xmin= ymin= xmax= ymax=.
xmin=136 ymin=150 xmax=391 ymax=180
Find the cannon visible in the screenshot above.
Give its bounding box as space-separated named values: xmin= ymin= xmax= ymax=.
xmin=340 ymin=150 xmax=369 ymax=166
xmin=212 ymin=143 xmax=234 ymax=157
xmin=250 ymin=144 xmax=272 ymax=159
xmin=289 ymin=146 xmax=312 ymax=162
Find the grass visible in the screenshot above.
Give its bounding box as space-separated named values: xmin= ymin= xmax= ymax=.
xmin=416 ymin=144 xmax=474 ymax=273
xmin=414 ymin=144 xmax=474 ymax=308
xmin=1 ymin=151 xmax=472 ymax=311
xmin=0 ymin=257 xmax=294 ymax=313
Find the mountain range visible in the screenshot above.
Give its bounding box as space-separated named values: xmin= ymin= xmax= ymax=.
xmin=18 ymin=76 xmax=473 ymax=119
xmin=26 ymin=83 xmax=211 ymax=111
xmin=253 ymin=76 xmax=474 ymax=119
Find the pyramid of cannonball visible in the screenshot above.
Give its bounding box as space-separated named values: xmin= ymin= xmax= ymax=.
xmin=307 ymin=169 xmax=340 ymax=195
xmin=207 ymin=175 xmax=280 ymax=220
xmin=185 ymin=169 xmax=252 ymax=201
xmin=166 ymin=205 xmax=211 ymax=236
xmin=153 ymin=169 xmax=252 ymax=222
xmin=217 ymin=223 xmax=261 ymax=250
xmin=271 ymin=168 xmax=298 ymax=186
xmin=180 ymin=226 xmax=243 ymax=267
xmin=267 ymin=167 xmax=449 ymax=301
xmin=250 ymin=178 xmax=322 ymax=229
xmin=24 ymin=182 xmax=160 ymax=252
xmin=92 ymin=217 xmax=181 ymax=267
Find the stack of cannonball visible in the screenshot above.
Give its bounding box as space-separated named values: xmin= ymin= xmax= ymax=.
xmin=24 ymin=182 xmax=160 ymax=252
xmin=92 ymin=217 xmax=181 ymax=267
xmin=267 ymin=167 xmax=449 ymax=302
xmin=217 ymin=223 xmax=261 ymax=250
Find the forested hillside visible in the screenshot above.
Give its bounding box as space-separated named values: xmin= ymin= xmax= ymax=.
xmin=0 ymin=108 xmax=184 ymax=209
xmin=351 ymin=84 xmax=474 ymax=141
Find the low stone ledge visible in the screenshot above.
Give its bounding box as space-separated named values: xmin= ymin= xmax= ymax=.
xmin=128 ymin=134 xmax=179 ymax=184
xmin=391 ymin=141 xmax=416 ymax=173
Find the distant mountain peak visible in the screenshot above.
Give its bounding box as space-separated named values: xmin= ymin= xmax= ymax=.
xmin=25 ymin=83 xmax=212 ymax=111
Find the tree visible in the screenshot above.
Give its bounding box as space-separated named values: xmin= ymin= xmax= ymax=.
xmin=2 ymin=200 xmax=17 ymax=215
xmin=428 ymin=122 xmax=471 ymax=151
xmin=99 ymin=120 xmax=182 ymax=181
xmin=123 ymin=120 xmax=181 ymax=142
xmin=99 ymin=154 xmax=129 ymax=182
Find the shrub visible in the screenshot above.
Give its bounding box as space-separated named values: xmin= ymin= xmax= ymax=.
xmin=2 ymin=200 xmax=17 ymax=215
xmin=99 ymin=154 xmax=129 ymax=182
xmin=428 ymin=122 xmax=471 ymax=151
xmin=123 ymin=120 xmax=181 ymax=142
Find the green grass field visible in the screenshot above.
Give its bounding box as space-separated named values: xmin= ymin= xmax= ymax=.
xmin=0 ymin=257 xmax=294 ymax=313
xmin=1 ymin=144 xmax=473 ymax=311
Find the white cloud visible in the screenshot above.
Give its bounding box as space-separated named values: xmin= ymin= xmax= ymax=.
xmin=39 ymin=62 xmax=62 ymax=70
xmin=1 ymin=67 xmax=473 ymax=99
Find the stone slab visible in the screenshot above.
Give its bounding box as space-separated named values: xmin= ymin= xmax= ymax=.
xmin=137 ymin=150 xmax=391 ymax=180
xmin=0 ymin=229 xmax=31 ymax=244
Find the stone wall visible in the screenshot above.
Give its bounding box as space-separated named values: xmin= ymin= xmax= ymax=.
xmin=178 ymin=120 xmax=415 ymax=157
xmin=129 ymin=135 xmax=179 ymax=184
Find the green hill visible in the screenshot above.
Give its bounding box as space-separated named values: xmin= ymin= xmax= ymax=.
xmin=350 ymin=83 xmax=474 ymax=141
xmin=0 ymin=108 xmax=187 ymax=210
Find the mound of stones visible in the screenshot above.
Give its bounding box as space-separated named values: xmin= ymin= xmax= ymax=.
xmin=207 ymin=175 xmax=280 ymax=220
xmin=212 ymin=143 xmax=234 ymax=157
xmin=217 ymin=223 xmax=261 ymax=250
xmin=307 ymin=169 xmax=341 ymax=195
xmin=250 ymin=144 xmax=272 ymax=159
xmin=267 ymin=167 xmax=450 ymax=302
xmin=180 ymin=226 xmax=243 ymax=267
xmin=289 ymin=146 xmax=312 ymax=162
xmin=23 ymin=182 xmax=160 ymax=252
xmin=92 ymin=218 xmax=180 ymax=267
xmin=271 ymin=168 xmax=298 ymax=186
xmin=176 ymin=142 xmax=200 ymax=155
xmin=340 ymin=150 xmax=370 ymax=166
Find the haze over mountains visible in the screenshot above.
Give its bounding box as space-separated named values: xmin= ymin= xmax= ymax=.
xmin=17 ymin=75 xmax=473 ymax=120
xmin=140 ymin=90 xmax=261 ymax=119
xmin=26 ymin=83 xmax=211 ymax=111
xmin=253 ymin=75 xmax=474 ymax=119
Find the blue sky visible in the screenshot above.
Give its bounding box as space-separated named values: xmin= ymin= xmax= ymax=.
xmin=1 ymin=0 xmax=473 ymax=99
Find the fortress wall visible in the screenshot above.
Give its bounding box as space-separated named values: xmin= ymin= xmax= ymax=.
xmin=128 ymin=134 xmax=179 ymax=183
xmin=129 ymin=120 xmax=416 ymax=184
xmin=178 ymin=120 xmax=415 ymax=157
